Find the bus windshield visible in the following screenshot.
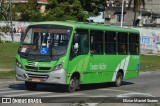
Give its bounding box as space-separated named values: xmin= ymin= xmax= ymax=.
xmin=19 ymin=25 xmax=72 ymax=56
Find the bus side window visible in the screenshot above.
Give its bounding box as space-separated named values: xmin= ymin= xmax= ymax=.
xmin=90 ymin=30 xmax=104 ymax=54
xmin=129 ymin=33 xmax=139 ymax=55
xmin=70 ymin=29 xmax=89 ymax=58
xmin=105 ymin=31 xmax=116 ymax=54
xmin=118 ymin=32 xmax=128 ymax=55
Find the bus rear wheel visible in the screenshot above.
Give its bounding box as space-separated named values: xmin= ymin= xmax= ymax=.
xmin=67 ymin=77 xmax=79 ymax=92
xmin=25 ymin=81 xmax=38 ymax=91
xmin=114 ymin=72 xmax=122 ymax=87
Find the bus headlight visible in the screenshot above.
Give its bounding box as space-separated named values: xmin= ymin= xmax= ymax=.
xmin=53 ymin=62 xmax=64 ymax=71
xmin=16 ymin=59 xmax=22 ymax=68
xmin=55 ymin=64 xmax=63 ymax=70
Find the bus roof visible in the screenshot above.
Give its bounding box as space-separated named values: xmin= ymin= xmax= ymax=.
xmin=30 ymin=21 xmax=139 ymax=34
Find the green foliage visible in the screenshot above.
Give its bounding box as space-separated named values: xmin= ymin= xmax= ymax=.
xmin=80 ymin=0 xmax=105 ymax=16
xmin=13 ymin=0 xmax=105 ymax=22
xmin=45 ymin=0 xmax=105 ymax=21
xmin=45 ymin=0 xmax=87 ymax=21
xmin=0 ymin=26 xmax=10 ymax=33
xmin=14 ymin=0 xmax=43 ymax=22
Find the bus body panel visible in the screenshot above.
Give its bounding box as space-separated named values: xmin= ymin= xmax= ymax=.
xmin=67 ymin=54 xmax=139 ymax=84
xmin=15 ymin=21 xmax=140 ymax=87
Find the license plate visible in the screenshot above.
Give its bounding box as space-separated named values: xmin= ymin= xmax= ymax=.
xmin=32 ymin=78 xmax=41 ymax=82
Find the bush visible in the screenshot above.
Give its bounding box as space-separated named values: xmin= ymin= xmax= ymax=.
xmin=0 ymin=26 xmax=10 ymax=33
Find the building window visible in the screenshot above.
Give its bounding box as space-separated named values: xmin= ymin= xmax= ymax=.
xmin=114 ymin=12 xmax=126 ymax=23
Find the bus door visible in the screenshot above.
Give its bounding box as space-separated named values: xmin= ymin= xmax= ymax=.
xmin=68 ymin=29 xmax=90 ymax=84
xmin=89 ymin=30 xmax=107 ymax=83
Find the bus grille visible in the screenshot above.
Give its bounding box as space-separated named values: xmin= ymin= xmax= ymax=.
xmin=25 ymin=61 xmax=51 ymax=72
xmin=26 ymin=73 xmax=48 ymax=79
xmin=25 ymin=66 xmax=51 ymax=71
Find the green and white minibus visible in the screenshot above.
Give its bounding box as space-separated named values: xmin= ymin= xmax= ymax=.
xmin=16 ymin=21 xmax=140 ymax=92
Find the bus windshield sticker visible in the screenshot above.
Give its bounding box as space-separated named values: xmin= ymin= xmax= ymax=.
xmin=21 ymin=48 xmax=27 ymax=53
xmin=40 ymin=47 xmax=48 ymax=55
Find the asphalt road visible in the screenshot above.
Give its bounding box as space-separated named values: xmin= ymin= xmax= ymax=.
xmin=0 ymin=71 xmax=160 ymax=106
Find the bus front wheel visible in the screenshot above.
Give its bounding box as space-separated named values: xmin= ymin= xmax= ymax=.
xmin=67 ymin=77 xmax=79 ymax=92
xmin=25 ymin=81 xmax=37 ymax=91
xmin=114 ymin=72 xmax=122 ymax=87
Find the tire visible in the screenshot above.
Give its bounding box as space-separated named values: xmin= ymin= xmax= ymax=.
xmin=67 ymin=77 xmax=79 ymax=92
xmin=25 ymin=81 xmax=38 ymax=91
xmin=114 ymin=72 xmax=122 ymax=87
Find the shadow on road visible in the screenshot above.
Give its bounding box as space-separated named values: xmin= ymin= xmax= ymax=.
xmin=8 ymin=81 xmax=134 ymax=93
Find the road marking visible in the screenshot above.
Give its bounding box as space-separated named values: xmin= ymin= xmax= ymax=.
xmin=43 ymin=93 xmax=84 ymax=97
xmin=86 ymin=103 xmax=99 ymax=106
xmin=0 ymin=90 xmax=26 ymax=94
xmin=117 ymin=92 xmax=155 ymax=97
xmin=87 ymin=95 xmax=109 ymax=97
xmin=4 ymin=91 xmax=51 ymax=97
xmin=4 ymin=91 xmax=84 ymax=97
xmin=99 ymin=88 xmax=133 ymax=93
xmin=0 ymin=88 xmax=11 ymax=91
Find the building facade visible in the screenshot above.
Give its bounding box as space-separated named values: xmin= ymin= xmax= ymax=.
xmin=104 ymin=0 xmax=160 ymax=27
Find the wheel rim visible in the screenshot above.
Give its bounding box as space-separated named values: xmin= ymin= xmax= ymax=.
xmin=70 ymin=79 xmax=76 ymax=89
xmin=117 ymin=75 xmax=121 ymax=85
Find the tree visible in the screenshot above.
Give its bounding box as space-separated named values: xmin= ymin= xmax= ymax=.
xmin=14 ymin=0 xmax=42 ymax=22
xmin=45 ymin=0 xmax=106 ymax=21
xmin=80 ymin=0 xmax=106 ymax=16
xmin=12 ymin=0 xmax=105 ymax=22
xmin=128 ymin=0 xmax=145 ymax=26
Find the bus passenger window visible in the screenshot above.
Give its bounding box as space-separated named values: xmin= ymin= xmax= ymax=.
xmin=105 ymin=31 xmax=116 ymax=54
xmin=71 ymin=29 xmax=89 ymax=56
xmin=118 ymin=32 xmax=128 ymax=55
xmin=129 ymin=33 xmax=139 ymax=55
xmin=90 ymin=30 xmax=104 ymax=54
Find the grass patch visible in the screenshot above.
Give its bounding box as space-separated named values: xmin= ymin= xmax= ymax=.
xmin=0 ymin=42 xmax=20 ymax=69
xmin=140 ymin=55 xmax=160 ymax=71
xmin=0 ymin=71 xmax=15 ymax=79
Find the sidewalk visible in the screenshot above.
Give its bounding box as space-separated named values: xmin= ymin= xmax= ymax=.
xmin=0 ymin=69 xmax=14 ymax=71
xmin=0 ymin=78 xmax=22 ymax=85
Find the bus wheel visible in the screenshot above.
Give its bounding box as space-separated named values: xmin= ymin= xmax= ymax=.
xmin=114 ymin=72 xmax=122 ymax=87
xmin=68 ymin=77 xmax=79 ymax=92
xmin=25 ymin=81 xmax=37 ymax=91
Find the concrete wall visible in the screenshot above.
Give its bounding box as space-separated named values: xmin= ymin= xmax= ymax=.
xmin=134 ymin=27 xmax=160 ymax=55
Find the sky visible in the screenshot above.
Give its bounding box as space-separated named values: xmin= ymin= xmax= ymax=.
xmin=88 ymin=12 xmax=105 ymax=23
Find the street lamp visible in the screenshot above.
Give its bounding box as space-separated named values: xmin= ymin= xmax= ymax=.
xmin=121 ymin=0 xmax=124 ymax=27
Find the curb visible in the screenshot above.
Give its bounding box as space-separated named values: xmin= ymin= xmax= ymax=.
xmin=0 ymin=81 xmax=21 ymax=85
xmin=0 ymin=69 xmax=15 ymax=72
xmin=0 ymin=79 xmax=23 ymax=86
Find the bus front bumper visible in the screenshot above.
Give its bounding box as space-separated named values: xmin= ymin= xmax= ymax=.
xmin=15 ymin=66 xmax=66 ymax=84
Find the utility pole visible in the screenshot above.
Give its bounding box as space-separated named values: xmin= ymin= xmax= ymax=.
xmin=9 ymin=0 xmax=14 ymax=42
xmin=121 ymin=0 xmax=124 ymax=27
